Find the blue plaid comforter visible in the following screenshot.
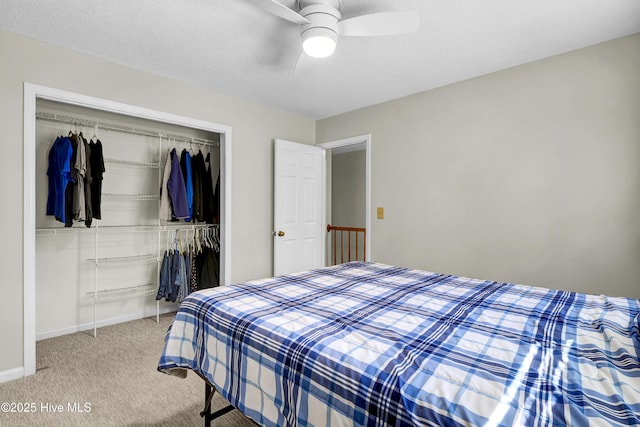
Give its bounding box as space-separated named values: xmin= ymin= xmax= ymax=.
xmin=158 ymin=262 xmax=640 ymax=426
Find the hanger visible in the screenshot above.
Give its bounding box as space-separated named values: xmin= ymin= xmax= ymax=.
xmin=195 ymin=228 xmax=202 ymax=253
xmin=172 ymin=229 xmax=181 ymax=253
xmin=186 ymin=228 xmax=195 ymax=253
xmin=210 ymin=226 xmax=219 ymax=252
xmin=204 ymin=227 xmax=210 ymax=249
xmin=200 ymin=227 xmax=208 ymax=249
xmin=207 ymin=227 xmax=216 ymax=249
xmin=91 ymin=124 xmax=99 ymax=143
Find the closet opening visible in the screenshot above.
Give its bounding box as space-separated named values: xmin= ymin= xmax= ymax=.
xmin=23 ymin=83 xmax=232 ymax=378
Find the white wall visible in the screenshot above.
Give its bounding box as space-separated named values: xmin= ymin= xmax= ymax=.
xmin=0 ymin=30 xmax=315 ymax=375
xmin=318 ymin=33 xmax=640 ymax=299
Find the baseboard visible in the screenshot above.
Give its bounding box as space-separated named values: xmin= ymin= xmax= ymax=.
xmin=0 ymin=367 xmax=25 ymax=384
xmin=36 ymin=305 xmax=178 ymax=341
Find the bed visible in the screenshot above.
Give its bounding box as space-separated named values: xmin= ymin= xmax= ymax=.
xmin=158 ymin=261 xmax=640 ymax=426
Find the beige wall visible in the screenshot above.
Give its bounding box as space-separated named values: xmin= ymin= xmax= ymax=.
xmin=318 ymin=33 xmax=640 ymax=299
xmin=3 ymin=28 xmax=639 ymax=378
xmin=0 ymin=31 xmax=315 ymax=373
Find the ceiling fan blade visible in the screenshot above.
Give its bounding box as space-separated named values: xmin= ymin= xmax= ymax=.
xmin=294 ymin=50 xmax=309 ymax=76
xmin=338 ymin=10 xmax=419 ymax=37
xmin=294 ymin=49 xmax=323 ymax=76
xmin=244 ymin=0 xmax=310 ymax=25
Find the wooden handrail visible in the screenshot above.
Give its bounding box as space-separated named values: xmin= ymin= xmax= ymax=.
xmin=327 ymin=224 xmax=366 ymax=265
xmin=326 ymin=225 xmax=366 ymax=233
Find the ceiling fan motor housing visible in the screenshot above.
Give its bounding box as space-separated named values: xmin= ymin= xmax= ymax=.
xmin=300 ymin=2 xmax=342 ymax=40
xmin=297 ymin=0 xmax=341 ymax=12
xmin=299 ymin=1 xmax=342 ymax=57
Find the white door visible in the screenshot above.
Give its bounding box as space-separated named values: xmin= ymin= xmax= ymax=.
xmin=274 ymin=139 xmax=325 ymax=276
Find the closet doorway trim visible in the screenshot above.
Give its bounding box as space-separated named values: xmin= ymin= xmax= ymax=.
xmin=23 ymin=82 xmax=232 ymax=378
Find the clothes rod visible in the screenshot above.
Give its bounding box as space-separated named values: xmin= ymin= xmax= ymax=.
xmin=36 ymin=223 xmax=219 ymax=235
xmin=35 ymin=111 xmax=217 ymax=146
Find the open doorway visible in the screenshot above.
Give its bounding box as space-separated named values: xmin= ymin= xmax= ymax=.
xmin=317 ymin=135 xmax=371 ymax=265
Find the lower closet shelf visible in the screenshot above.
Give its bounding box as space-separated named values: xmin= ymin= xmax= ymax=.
xmin=87 ymin=253 xmax=159 ymax=266
xmin=88 ymin=283 xmax=155 ymax=303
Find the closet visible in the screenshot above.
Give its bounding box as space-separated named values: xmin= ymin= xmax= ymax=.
xmin=35 ymin=99 xmax=223 ymax=339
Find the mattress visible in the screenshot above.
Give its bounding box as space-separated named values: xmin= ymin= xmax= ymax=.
xmin=158 ymin=261 xmax=640 ymax=426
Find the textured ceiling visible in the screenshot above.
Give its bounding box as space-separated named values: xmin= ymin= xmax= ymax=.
xmin=1 ymin=0 xmax=639 ymax=119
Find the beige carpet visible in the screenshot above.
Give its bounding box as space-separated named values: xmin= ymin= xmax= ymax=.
xmin=0 ymin=313 xmax=256 ymax=426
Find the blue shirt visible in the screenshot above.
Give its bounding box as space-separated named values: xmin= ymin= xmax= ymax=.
xmin=167 ymin=148 xmax=189 ymax=219
xmin=46 ymin=137 xmax=73 ymax=223
xmin=181 ymin=149 xmax=194 ymax=222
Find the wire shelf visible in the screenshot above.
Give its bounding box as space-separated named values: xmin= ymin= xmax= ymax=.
xmin=87 ymin=253 xmax=159 ymax=266
xmin=87 ymin=283 xmax=156 ymax=302
xmin=94 ymin=225 xmax=159 ymax=233
xmin=102 ymin=193 xmax=159 ymax=201
xmin=35 ymin=111 xmax=217 ymax=145
xmin=160 ymin=223 xmax=219 ymax=231
xmin=36 ymin=226 xmax=93 ymax=235
xmin=104 ymin=158 xmax=160 ymax=168
xmin=37 ymin=224 xmax=219 ymax=235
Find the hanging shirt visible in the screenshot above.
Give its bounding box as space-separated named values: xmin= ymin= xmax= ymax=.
xmin=159 ymin=149 xmax=173 ymax=223
xmin=180 ymin=149 xmax=194 ymax=222
xmin=168 ymin=249 xmax=185 ymax=302
xmin=167 ymin=148 xmax=189 ymax=220
xmin=213 ymin=171 xmax=220 ymax=224
xmin=189 ymin=247 xmax=198 ymax=293
xmin=46 ymin=136 xmax=73 ymax=224
xmin=177 ymin=251 xmax=190 ymax=302
xmin=156 ymin=250 xmax=171 ymax=301
xmin=203 ymin=152 xmax=215 ymax=224
xmin=196 ymin=245 xmax=219 ymax=290
xmin=191 ymin=150 xmax=205 ymax=222
xmin=89 ymin=138 xmax=105 ymax=220
xmin=73 ymin=133 xmax=87 ymax=222
xmin=64 ymin=135 xmax=78 ymax=227
xmin=83 ymin=137 xmax=93 ymax=227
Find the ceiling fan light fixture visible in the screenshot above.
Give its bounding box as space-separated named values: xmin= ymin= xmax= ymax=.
xmin=302 ymin=27 xmax=337 ymax=58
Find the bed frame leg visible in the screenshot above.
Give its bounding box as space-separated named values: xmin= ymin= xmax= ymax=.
xmin=201 ymin=383 xmax=214 ymax=427
xmin=200 ymin=382 xmax=236 ymax=426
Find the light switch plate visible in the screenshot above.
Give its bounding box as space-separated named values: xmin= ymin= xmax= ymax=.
xmin=377 ymin=207 xmax=384 ymax=219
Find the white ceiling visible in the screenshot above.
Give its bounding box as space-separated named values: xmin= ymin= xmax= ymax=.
xmin=2 ymin=1 xmax=639 ymax=119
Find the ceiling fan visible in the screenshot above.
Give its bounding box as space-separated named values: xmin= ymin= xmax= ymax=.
xmin=245 ymin=0 xmax=420 ymax=58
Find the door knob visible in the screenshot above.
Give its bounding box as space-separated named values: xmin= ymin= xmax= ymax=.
xmin=277 ymin=230 xmax=285 ymax=237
